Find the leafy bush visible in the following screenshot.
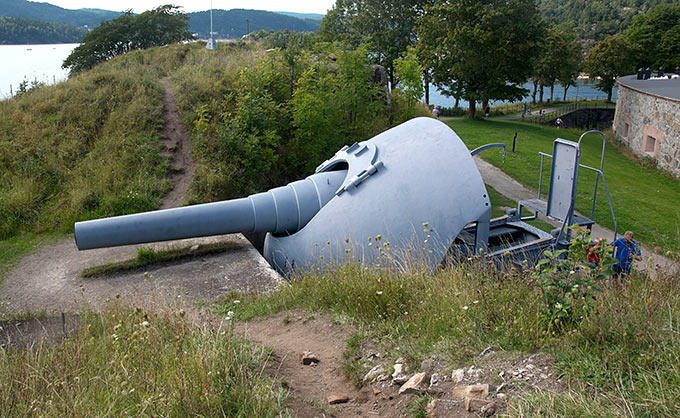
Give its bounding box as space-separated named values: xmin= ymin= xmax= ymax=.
xmin=532 ymin=227 xmax=615 ymax=333
xmin=175 ymin=43 xmax=391 ymax=203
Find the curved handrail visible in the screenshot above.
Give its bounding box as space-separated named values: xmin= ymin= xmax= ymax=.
xmin=470 ymin=143 xmax=506 ymax=165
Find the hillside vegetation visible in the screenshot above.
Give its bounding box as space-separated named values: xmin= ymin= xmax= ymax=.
xmin=0 ymin=39 xmax=421 ymax=247
xmin=0 ymin=45 xmax=196 ymax=240
xmin=0 ymin=16 xmax=86 ymax=44
xmin=536 ymin=0 xmax=678 ymax=42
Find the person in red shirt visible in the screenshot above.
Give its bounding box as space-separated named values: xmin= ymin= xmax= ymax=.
xmin=587 ymin=237 xmax=603 ymax=266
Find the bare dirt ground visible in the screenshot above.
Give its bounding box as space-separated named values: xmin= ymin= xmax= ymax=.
xmin=158 ymin=77 xmax=195 ymax=210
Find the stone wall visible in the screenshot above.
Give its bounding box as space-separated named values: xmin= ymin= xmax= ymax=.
xmin=614 ymin=84 xmax=680 ymax=178
xmin=552 ymin=108 xmax=615 ymax=130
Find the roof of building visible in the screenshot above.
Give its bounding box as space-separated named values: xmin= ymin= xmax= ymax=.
xmin=617 ymin=74 xmax=680 ymax=101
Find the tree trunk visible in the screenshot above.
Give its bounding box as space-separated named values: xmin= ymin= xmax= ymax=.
xmin=607 ymin=88 xmax=612 ymax=102
xmin=455 ymin=97 xmax=460 ymax=108
xmin=389 ymin=66 xmax=395 ymax=91
xmin=532 ymin=81 xmax=537 ymax=104
xmin=539 ymin=85 xmax=544 ymax=102
xmin=423 ymin=71 xmax=430 ymax=105
xmin=468 ymin=100 xmax=476 ymax=117
xmin=549 ymin=85 xmax=554 ymax=102
xmin=563 ymin=84 xmax=569 ymax=101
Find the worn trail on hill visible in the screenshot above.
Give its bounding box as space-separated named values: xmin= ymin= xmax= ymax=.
xmin=0 ymin=79 xmax=278 ymax=316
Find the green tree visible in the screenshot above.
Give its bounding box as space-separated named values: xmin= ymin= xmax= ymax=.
xmin=583 ymin=35 xmax=635 ymax=102
xmin=624 ymin=3 xmax=680 ymax=70
xmin=535 ymin=26 xmax=582 ymax=101
xmin=659 ymin=25 xmax=680 ymax=72
xmin=63 ymin=5 xmax=192 ymax=74
xmin=318 ymin=0 xmax=433 ymax=89
xmin=291 ymin=45 xmax=384 ymax=172
xmin=417 ymin=0 xmax=545 ymax=116
xmin=394 ymin=47 xmax=424 ymax=121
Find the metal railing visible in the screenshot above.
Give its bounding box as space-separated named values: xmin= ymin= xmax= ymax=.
xmin=523 ymin=100 xmax=615 ymax=124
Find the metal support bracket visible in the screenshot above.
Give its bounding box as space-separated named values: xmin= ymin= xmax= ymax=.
xmin=315 ymin=141 xmax=384 ymax=195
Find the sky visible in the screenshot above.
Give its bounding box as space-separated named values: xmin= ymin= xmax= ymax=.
xmin=46 ymin=1 xmax=335 ymax=15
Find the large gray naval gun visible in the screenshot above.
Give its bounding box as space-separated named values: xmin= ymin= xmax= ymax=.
xmin=75 ymin=118 xmax=616 ymax=274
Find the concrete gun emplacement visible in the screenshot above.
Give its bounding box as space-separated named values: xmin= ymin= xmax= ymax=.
xmin=76 ymin=118 xmax=616 ymax=274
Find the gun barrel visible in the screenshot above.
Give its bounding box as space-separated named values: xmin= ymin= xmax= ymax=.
xmin=75 ymin=170 xmax=347 ymax=250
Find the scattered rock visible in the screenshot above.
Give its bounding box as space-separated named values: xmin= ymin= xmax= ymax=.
xmin=392 ymin=363 xmax=409 ymax=384
xmin=451 ymin=368 xmax=465 ymax=384
xmin=465 ymin=397 xmax=491 ymax=412
xmin=480 ymin=346 xmax=494 ymax=357
xmin=467 ymin=365 xmax=481 ymax=379
xmin=189 ymin=244 xmax=200 ymax=252
xmin=452 ymin=383 xmax=492 ymax=398
xmin=327 ymin=392 xmax=349 ymax=404
xmin=497 ymin=393 xmax=507 ymax=400
xmin=363 ymin=364 xmax=385 ymax=382
xmin=429 ymin=373 xmax=442 ymax=388
xmin=399 ymin=372 xmax=427 ymax=395
xmin=372 ymin=387 xmax=382 ymax=396
xmin=426 ymin=399 xmax=438 ymax=418
xmin=299 ymin=351 xmax=320 ymax=365
xmin=481 ymin=400 xmax=498 ymax=416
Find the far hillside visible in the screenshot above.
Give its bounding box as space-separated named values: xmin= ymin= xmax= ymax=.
xmin=275 ymin=11 xmax=325 ymax=21
xmin=0 ymin=0 xmax=121 ymax=28
xmin=188 ymin=9 xmax=319 ymax=38
xmin=536 ymin=0 xmax=679 ymax=42
xmin=0 ymin=16 xmax=86 ymax=44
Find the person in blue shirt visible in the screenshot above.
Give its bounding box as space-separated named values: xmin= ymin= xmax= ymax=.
xmin=610 ymin=230 xmax=642 ymax=277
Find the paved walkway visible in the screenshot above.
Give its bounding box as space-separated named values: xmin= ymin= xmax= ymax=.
xmin=473 ymin=156 xmax=678 ymax=276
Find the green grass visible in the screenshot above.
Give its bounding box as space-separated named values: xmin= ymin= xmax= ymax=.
xmin=80 ymin=242 xmax=243 ymax=278
xmin=0 ymin=304 xmax=288 ymax=416
xmin=447 ymin=118 xmax=680 ymax=252
xmin=0 ymin=43 xmax=202 ymax=243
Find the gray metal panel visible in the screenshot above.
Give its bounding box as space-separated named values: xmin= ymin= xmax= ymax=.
xmin=547 ymin=139 xmax=580 ymax=222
